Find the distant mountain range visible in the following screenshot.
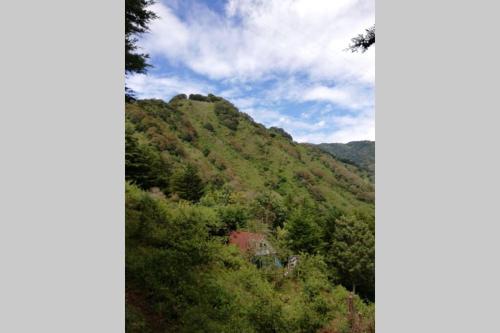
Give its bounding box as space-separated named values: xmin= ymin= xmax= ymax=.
xmin=316 ymin=141 xmax=374 ymax=181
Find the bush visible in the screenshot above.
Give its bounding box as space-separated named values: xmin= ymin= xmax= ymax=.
xmin=169 ymin=94 xmax=187 ymax=103
xmin=214 ymin=101 xmax=240 ymax=130
xmin=207 ymin=93 xmax=223 ymax=102
xmin=189 ymin=94 xmax=210 ymax=102
xmin=253 ymin=192 xmax=287 ymax=229
xmin=294 ymin=170 xmax=315 ymax=185
xmin=269 ymin=127 xmax=293 ymax=141
xmin=203 ymin=122 xmax=215 ymax=132
xmin=217 ymin=205 xmax=249 ymax=231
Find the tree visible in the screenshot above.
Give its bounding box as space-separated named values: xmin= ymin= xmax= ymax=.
xmin=322 ymin=206 xmax=342 ymax=248
xmin=171 ymin=164 xmax=204 ymax=202
xmin=285 ymin=207 xmax=322 ymax=254
xmin=125 ymin=125 xmax=170 ymax=192
xmin=347 ymin=25 xmax=375 ymax=53
xmin=326 ymin=215 xmax=374 ymax=300
xmin=217 ymin=205 xmax=249 ymax=233
xmin=125 ymin=0 xmax=158 ymax=75
xmin=253 ymin=192 xmax=287 ymax=230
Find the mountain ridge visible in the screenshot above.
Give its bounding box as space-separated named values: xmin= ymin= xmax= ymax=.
xmin=316 ymin=141 xmax=375 ymax=181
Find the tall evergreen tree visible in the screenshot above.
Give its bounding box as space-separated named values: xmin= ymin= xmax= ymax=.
xmin=125 ymin=0 xmax=157 ymax=75
xmin=125 ymin=125 xmax=170 ymax=192
xmin=171 ymin=164 xmax=204 ymax=202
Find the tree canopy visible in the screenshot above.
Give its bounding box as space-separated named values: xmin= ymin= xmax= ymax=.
xmin=171 ymin=164 xmax=204 ymax=202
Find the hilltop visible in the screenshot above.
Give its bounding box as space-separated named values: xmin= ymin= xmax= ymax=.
xmin=126 ymin=95 xmax=374 ymax=207
xmin=125 ymin=94 xmax=375 ymax=332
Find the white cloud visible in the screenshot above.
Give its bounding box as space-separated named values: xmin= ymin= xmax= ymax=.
xmin=302 ymin=85 xmax=373 ymax=110
xmin=133 ymin=0 xmax=375 ymax=143
xmin=295 ymin=111 xmax=375 ymax=143
xmin=142 ymin=0 xmax=374 ymax=85
xmin=126 ymin=74 xmax=214 ymax=100
xmin=241 ymin=107 xmax=321 ymax=133
xmin=241 ymin=105 xmax=374 ymax=144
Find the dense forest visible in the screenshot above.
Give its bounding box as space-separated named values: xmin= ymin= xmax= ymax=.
xmin=125 ymin=94 xmax=375 ymax=332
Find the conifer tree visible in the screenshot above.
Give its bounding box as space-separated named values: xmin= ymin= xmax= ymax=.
xmin=125 ymin=125 xmax=170 ymax=192
xmin=171 ymin=164 xmax=204 ymax=202
xmin=125 ymin=0 xmax=157 ymax=75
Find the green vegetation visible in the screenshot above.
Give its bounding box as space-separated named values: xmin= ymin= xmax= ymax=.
xmin=170 ymin=164 xmax=204 ymax=202
xmin=126 ymin=95 xmax=375 ymax=332
xmin=317 ymin=141 xmax=375 ymax=182
xmin=125 ymin=0 xmax=157 ymax=75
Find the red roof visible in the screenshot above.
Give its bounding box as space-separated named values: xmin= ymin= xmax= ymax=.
xmin=228 ymin=231 xmax=264 ymax=252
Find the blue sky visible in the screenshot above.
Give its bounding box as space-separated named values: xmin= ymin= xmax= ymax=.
xmin=127 ymin=0 xmax=375 ymax=143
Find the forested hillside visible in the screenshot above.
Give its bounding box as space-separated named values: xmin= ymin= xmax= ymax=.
xmin=317 ymin=141 xmax=375 ymax=181
xmin=125 ymin=94 xmax=375 ymax=332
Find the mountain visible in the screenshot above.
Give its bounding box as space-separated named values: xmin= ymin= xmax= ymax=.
xmin=317 ymin=141 xmax=375 ymax=181
xmin=125 ymin=94 xmax=375 ymax=332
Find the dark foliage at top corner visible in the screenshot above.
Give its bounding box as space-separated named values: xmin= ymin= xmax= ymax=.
xmin=346 ymin=25 xmax=375 ymax=53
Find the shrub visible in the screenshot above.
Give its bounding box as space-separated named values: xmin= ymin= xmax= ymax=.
xmin=217 ymin=205 xmax=249 ymax=232
xmin=207 ymin=93 xmax=222 ymax=102
xmin=253 ymin=192 xmax=287 ymax=229
xmin=189 ymin=94 xmax=210 ymax=102
xmin=214 ymin=101 xmax=239 ymax=130
xmin=169 ymin=94 xmax=187 ymax=103
xmin=308 ymin=185 xmax=326 ymax=202
xmin=203 ymin=122 xmax=215 ymax=132
xmin=294 ymin=170 xmax=314 ymax=185
xmin=269 ymin=127 xmax=293 ymax=141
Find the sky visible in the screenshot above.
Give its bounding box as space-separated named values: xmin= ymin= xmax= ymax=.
xmin=126 ymin=0 xmax=375 ymax=144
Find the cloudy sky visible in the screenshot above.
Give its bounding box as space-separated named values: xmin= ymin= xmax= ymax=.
xmin=127 ymin=0 xmax=375 ymax=143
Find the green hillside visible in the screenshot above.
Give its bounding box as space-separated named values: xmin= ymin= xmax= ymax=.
xmin=125 ymin=94 xmax=375 ymax=333
xmin=317 ymin=141 xmax=375 ymax=181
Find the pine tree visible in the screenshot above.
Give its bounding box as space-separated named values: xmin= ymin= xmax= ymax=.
xmin=125 ymin=0 xmax=157 ymax=75
xmin=125 ymin=127 xmax=151 ymax=187
xmin=125 ymin=125 xmax=170 ymax=192
xmin=171 ymin=164 xmax=204 ymax=202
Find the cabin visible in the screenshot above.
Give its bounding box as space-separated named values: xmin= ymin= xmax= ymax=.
xmin=228 ymin=231 xmax=282 ymax=268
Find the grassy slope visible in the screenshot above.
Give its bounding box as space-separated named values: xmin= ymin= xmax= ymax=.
xmin=125 ymin=97 xmax=375 ymax=332
xmin=126 ymin=98 xmax=374 ymax=213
